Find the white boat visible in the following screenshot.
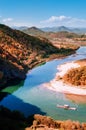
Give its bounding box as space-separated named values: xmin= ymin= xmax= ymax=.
xmin=57 ymin=104 xmax=77 ymax=110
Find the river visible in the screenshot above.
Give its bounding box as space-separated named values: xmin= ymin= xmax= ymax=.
xmin=0 ymin=46 xmax=86 ymax=122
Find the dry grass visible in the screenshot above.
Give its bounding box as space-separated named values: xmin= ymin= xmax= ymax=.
xmin=62 ymin=59 xmax=86 ymax=87
xmin=25 ymin=114 xmax=86 ymax=130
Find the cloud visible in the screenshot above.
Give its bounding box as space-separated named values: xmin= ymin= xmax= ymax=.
xmin=40 ymin=15 xmax=71 ymax=23
xmin=40 ymin=15 xmax=86 ymax=27
xmin=1 ymin=17 xmax=32 ymax=27
xmin=3 ymin=18 xmax=13 ymax=22
xmin=1 ymin=15 xmax=86 ymax=28
xmin=11 ymin=22 xmax=33 ymax=27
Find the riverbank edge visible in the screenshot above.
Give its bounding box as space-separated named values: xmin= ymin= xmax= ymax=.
xmin=44 ymin=61 xmax=86 ymax=96
xmin=0 ymin=47 xmax=79 ymax=90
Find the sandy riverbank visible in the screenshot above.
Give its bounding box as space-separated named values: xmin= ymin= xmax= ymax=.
xmin=43 ymin=61 xmax=86 ymax=95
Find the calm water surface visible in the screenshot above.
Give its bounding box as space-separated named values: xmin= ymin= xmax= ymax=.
xmin=0 ymin=46 xmax=86 ymax=122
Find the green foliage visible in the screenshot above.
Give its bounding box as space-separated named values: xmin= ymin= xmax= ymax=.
xmin=1 ymin=81 xmax=24 ymax=94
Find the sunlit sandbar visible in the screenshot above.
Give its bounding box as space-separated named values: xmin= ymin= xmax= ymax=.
xmin=43 ymin=61 xmax=86 ymax=97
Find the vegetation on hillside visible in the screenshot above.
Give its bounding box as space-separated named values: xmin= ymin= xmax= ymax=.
xmin=63 ymin=66 xmax=86 ymax=86
xmin=23 ymin=27 xmax=85 ymax=39
xmin=0 ymin=24 xmax=86 ymax=129
xmin=0 ymin=24 xmax=76 ymax=68
xmin=23 ymin=26 xmax=46 ymax=38
xmin=26 ymin=114 xmax=86 ymax=130
xmin=0 ymin=24 xmax=79 ymax=88
xmin=0 ymin=107 xmax=86 ymax=130
xmin=22 ymin=27 xmax=86 ymax=46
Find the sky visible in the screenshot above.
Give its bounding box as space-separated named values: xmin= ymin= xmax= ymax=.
xmin=0 ymin=0 xmax=86 ymax=27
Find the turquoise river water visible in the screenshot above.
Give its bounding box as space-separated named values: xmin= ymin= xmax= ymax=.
xmin=0 ymin=46 xmax=86 ymax=122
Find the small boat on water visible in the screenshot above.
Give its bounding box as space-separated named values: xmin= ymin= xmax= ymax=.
xmin=57 ymin=104 xmax=77 ymax=110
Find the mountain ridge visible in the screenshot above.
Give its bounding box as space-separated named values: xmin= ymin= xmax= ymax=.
xmin=22 ymin=26 xmax=46 ymax=38
xmin=41 ymin=26 xmax=86 ymax=34
xmin=13 ymin=25 xmax=86 ymax=34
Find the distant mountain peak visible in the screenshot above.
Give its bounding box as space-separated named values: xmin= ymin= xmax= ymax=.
xmin=41 ymin=26 xmax=86 ymax=34
xmin=27 ymin=26 xmax=44 ymax=32
xmin=58 ymin=25 xmax=67 ymax=28
xmin=29 ymin=26 xmax=38 ymax=30
xmin=22 ymin=26 xmax=45 ymax=37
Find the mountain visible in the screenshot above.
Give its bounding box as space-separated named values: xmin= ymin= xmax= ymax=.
xmin=22 ymin=26 xmax=78 ymax=39
xmin=0 ymin=24 xmax=71 ymax=88
xmin=71 ymin=28 xmax=86 ymax=34
xmin=22 ymin=26 xmax=84 ymax=40
xmin=57 ymin=26 xmax=71 ymax=32
xmin=13 ymin=25 xmax=86 ymax=34
xmin=41 ymin=26 xmax=71 ymax=32
xmin=41 ymin=26 xmax=86 ymax=34
xmin=0 ymin=24 xmax=82 ymax=129
xmin=12 ymin=26 xmax=28 ymax=30
xmin=22 ymin=26 xmax=46 ymax=37
xmin=0 ymin=24 xmax=79 ymax=88
xmin=0 ymin=24 xmax=58 ymax=87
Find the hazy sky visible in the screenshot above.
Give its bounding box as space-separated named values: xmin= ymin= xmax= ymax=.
xmin=0 ymin=0 xmax=86 ymax=27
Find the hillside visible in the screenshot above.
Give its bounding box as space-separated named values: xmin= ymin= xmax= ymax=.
xmin=41 ymin=26 xmax=86 ymax=34
xmin=15 ymin=25 xmax=86 ymax=34
xmin=23 ymin=26 xmax=46 ymax=38
xmin=26 ymin=114 xmax=86 ymax=130
xmin=0 ymin=107 xmax=86 ymax=130
xmin=41 ymin=26 xmax=72 ymax=32
xmin=22 ymin=26 xmax=74 ymax=38
xmin=63 ymin=59 xmax=86 ymax=87
xmin=22 ymin=26 xmax=78 ymax=38
xmin=0 ymin=24 xmax=78 ymax=88
xmin=0 ymin=24 xmax=85 ymax=130
xmin=63 ymin=66 xmax=86 ymax=86
xmin=22 ymin=27 xmax=86 ymax=46
xmin=0 ymin=24 xmax=57 ymax=88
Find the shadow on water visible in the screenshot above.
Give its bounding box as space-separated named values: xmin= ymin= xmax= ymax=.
xmin=0 ymin=77 xmax=25 ymax=91
xmin=1 ymin=80 xmax=24 ymax=94
xmin=0 ymin=92 xmax=9 ymax=101
xmin=0 ymin=90 xmax=46 ymax=130
xmin=0 ymin=91 xmax=46 ymax=117
xmin=0 ymin=80 xmax=25 ymax=101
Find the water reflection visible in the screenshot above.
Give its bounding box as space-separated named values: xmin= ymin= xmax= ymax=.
xmin=66 ymin=94 xmax=86 ymax=104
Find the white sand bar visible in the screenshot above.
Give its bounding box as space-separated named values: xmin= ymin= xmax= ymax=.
xmin=44 ymin=62 xmax=86 ymax=95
